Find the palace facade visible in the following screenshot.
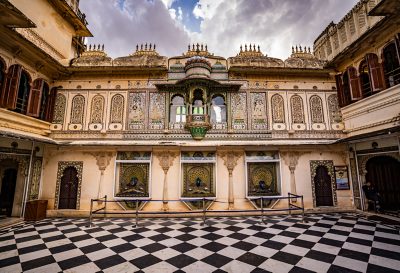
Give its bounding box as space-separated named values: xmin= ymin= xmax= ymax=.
xmin=0 ymin=0 xmax=398 ymax=218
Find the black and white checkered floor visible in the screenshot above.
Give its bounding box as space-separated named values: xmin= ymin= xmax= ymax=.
xmin=0 ymin=213 xmax=399 ymax=273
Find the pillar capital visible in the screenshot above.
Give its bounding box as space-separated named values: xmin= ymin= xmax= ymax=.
xmin=219 ymin=150 xmax=242 ymax=173
xmin=155 ymin=151 xmax=179 ymax=173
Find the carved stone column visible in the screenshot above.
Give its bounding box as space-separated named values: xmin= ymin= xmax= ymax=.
xmin=220 ymin=151 xmax=242 ymax=209
xmin=282 ymin=151 xmax=307 ymax=199
xmin=89 ymin=152 xmax=113 ymax=200
xmin=155 ymin=151 xmax=178 ymax=211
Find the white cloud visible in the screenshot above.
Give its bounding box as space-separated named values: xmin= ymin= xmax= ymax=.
xmin=80 ymin=0 xmax=359 ymax=60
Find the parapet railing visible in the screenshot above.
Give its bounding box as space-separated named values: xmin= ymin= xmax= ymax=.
xmin=88 ymin=192 xmax=305 ymax=228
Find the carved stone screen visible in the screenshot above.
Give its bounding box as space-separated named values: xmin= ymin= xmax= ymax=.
xmin=181 ymin=152 xmax=216 ymax=198
xmin=114 ymin=152 xmax=151 ymax=199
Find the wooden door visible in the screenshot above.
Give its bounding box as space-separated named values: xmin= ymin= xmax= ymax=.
xmin=314 ymin=166 xmax=333 ymax=207
xmin=58 ymin=166 xmax=79 ymax=209
xmin=0 ymin=168 xmax=18 ymax=216
xmin=366 ymin=156 xmax=400 ymax=210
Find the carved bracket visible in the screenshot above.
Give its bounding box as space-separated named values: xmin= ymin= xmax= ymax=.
xmin=219 ymin=150 xmax=242 ymax=174
xmin=281 ymin=151 xmax=309 ymax=173
xmin=155 ymin=151 xmax=179 ymax=173
xmin=87 ymin=152 xmax=114 ymax=173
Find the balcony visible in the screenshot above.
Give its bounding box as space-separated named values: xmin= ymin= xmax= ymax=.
xmin=185 ymin=105 xmax=211 ymax=140
xmin=340 ymin=83 xmax=400 ymax=138
xmin=48 ymin=0 xmax=92 ymax=37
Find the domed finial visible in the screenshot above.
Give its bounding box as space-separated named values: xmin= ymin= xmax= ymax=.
xmin=292 ymin=46 xmax=294 ymax=53
xmin=201 ymin=44 xmax=203 ymax=51
xmin=295 ymin=45 xmax=298 ymax=53
xmin=145 ymin=43 xmax=148 ymax=50
xmin=205 ymin=44 xmax=208 ymax=51
xmin=154 ymin=44 xmax=156 ymax=50
xmin=188 ymin=44 xmax=190 ymax=51
xmin=196 ymin=43 xmax=200 ymax=52
xmin=308 ymin=47 xmax=311 ymax=53
xmin=245 ymin=44 xmax=247 ymax=51
xmin=253 ymin=44 xmax=256 ymax=52
xmin=192 ymin=44 xmax=195 ymax=50
xmin=136 ymin=44 xmax=139 ymax=51
xmin=102 ymin=44 xmax=104 ymax=51
xmin=240 ymin=45 xmax=243 ymax=52
xmin=141 ymin=44 xmax=143 ymax=50
xmin=299 ymin=45 xmax=302 ymax=52
xmin=149 ymin=43 xmax=152 ymax=50
xmin=89 ymin=44 xmax=92 ymax=50
xmin=258 ymin=45 xmax=260 ymax=52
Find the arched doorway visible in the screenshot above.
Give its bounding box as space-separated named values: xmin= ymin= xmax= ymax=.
xmin=314 ymin=166 xmax=334 ymax=206
xmin=58 ymin=166 xmax=79 ymax=209
xmin=0 ymin=168 xmax=18 ymax=216
xmin=366 ymin=156 xmax=400 ymax=210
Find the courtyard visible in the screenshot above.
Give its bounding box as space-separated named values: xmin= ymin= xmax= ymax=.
xmin=0 ymin=213 xmax=399 ymax=273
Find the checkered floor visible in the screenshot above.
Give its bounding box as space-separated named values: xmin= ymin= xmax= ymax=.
xmin=0 ymin=214 xmax=399 ymax=273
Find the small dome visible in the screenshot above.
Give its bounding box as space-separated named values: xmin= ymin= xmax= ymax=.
xmin=211 ymin=61 xmax=226 ymax=70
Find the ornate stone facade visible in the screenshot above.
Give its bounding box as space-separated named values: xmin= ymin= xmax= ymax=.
xmin=109 ymin=94 xmax=124 ymax=123
xmin=70 ymin=95 xmax=85 ymax=125
xmin=53 ymin=93 xmax=66 ymax=124
xmin=271 ymin=94 xmax=285 ymax=123
xmin=310 ymin=95 xmax=324 ymax=123
xmin=290 ymin=95 xmax=305 ymax=124
xmin=231 ymin=93 xmax=247 ymax=130
xmin=127 ymin=92 xmax=146 ymax=130
xmin=89 ymin=95 xmax=105 ymax=124
xmin=251 ymin=93 xmax=267 ymax=130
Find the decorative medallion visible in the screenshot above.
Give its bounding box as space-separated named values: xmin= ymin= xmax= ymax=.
xmin=247 ymin=162 xmax=279 ymax=196
xmin=182 ymin=163 xmax=215 ymax=197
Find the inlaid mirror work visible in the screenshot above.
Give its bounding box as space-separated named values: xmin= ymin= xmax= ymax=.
xmin=115 ymin=152 xmax=151 ymax=209
xmin=181 ymin=151 xmax=216 ymax=209
xmin=246 ymin=151 xmax=281 ymax=208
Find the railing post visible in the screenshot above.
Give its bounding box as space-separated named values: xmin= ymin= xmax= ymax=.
xmin=104 ymin=195 xmax=107 ymax=219
xmin=288 ymin=193 xmax=292 ymax=216
xmin=260 ymin=197 xmax=264 ymax=224
xmin=301 ymin=195 xmax=305 ymax=223
xmin=202 ymin=198 xmax=206 ymax=226
xmin=89 ymin=198 xmax=93 ymax=228
xmin=135 ymin=199 xmax=139 ymax=228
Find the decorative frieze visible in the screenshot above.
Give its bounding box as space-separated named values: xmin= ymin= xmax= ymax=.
xmin=127 ymin=92 xmax=146 ymax=130
xmin=231 ymin=93 xmax=247 ymax=130
xmin=251 ymin=93 xmax=267 ymax=130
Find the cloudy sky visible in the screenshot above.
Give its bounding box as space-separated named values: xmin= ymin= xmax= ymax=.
xmin=80 ymin=0 xmax=358 ymax=60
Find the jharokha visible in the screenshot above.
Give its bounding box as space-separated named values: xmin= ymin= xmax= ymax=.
xmin=0 ymin=0 xmax=399 ymax=217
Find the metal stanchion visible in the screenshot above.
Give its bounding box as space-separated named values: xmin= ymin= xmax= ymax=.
xmin=260 ymin=197 xmax=264 ymax=224
xmin=89 ymin=199 xmax=93 ymax=227
xmin=104 ymin=195 xmax=107 ymax=219
xmin=301 ymin=195 xmax=305 ymax=223
xmin=135 ymin=199 xmax=139 ymax=228
xmin=202 ymin=198 xmax=206 ymax=226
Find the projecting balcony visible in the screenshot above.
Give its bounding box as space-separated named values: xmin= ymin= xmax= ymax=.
xmin=185 ymin=105 xmax=211 ymax=140
xmin=340 ymin=83 xmax=400 ymax=138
